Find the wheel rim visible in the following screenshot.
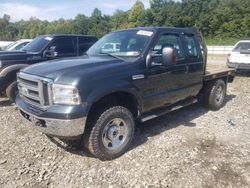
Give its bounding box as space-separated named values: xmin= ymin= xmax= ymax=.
xmin=102 ymin=118 xmax=128 ymax=150
xmin=215 ymin=85 xmax=224 ymax=104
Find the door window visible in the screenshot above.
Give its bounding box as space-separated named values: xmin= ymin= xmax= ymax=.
xmin=49 ymin=37 xmax=77 ymax=57
xmin=152 ymin=34 xmax=184 ymax=60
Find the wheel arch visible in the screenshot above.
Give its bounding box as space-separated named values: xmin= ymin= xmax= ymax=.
xmin=0 ymin=64 xmax=29 ymax=78
xmin=86 ymin=90 xmax=142 ymax=126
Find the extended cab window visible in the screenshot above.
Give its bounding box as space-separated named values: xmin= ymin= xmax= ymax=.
xmin=49 ymin=37 xmax=77 ymax=57
xmin=184 ymin=35 xmax=199 ymax=59
xmin=152 ymin=34 xmax=184 ymax=60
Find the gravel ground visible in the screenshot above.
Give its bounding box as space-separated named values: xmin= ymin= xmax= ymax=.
xmin=0 ymin=68 xmax=250 ymax=187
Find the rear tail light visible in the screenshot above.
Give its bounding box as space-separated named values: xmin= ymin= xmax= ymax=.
xmin=227 ymin=53 xmax=231 ymax=63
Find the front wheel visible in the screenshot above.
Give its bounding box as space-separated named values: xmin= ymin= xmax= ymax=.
xmin=84 ymin=106 xmax=135 ymax=160
xmin=6 ymin=81 xmax=18 ymax=103
xmin=204 ymin=79 xmax=226 ymax=111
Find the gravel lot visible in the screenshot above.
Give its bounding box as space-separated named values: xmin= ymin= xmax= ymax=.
xmin=0 ymin=64 xmax=250 ymax=187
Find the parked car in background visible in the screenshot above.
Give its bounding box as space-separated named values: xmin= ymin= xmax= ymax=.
xmin=0 ymin=34 xmax=98 ymax=102
xmin=0 ymin=41 xmax=14 ymax=51
xmin=101 ymin=43 xmax=121 ymax=53
xmin=227 ymin=39 xmax=250 ymax=71
xmin=3 ymin=39 xmax=32 ymax=51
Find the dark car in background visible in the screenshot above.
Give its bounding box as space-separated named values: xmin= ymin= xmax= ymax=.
xmin=0 ymin=34 xmax=98 ymax=101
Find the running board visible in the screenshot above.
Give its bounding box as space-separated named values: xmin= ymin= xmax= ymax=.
xmin=141 ymin=98 xmax=198 ymax=122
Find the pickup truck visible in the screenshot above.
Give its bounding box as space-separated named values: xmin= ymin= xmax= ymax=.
xmin=16 ymin=27 xmax=235 ymax=160
xmin=0 ymin=34 xmax=97 ymax=101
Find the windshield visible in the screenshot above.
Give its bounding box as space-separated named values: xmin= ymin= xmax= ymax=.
xmin=23 ymin=36 xmax=53 ymax=53
xmin=87 ymin=30 xmax=154 ymax=57
xmin=233 ymin=42 xmax=250 ymax=52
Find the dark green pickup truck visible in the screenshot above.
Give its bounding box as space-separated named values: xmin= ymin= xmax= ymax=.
xmin=16 ymin=27 xmax=235 ymax=160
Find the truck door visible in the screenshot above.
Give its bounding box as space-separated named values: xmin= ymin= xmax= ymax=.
xmin=182 ymin=34 xmax=204 ymax=97
xmin=142 ymin=33 xmax=191 ymax=112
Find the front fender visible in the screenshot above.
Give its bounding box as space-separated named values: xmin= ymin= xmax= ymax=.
xmin=84 ymin=79 xmax=142 ymax=109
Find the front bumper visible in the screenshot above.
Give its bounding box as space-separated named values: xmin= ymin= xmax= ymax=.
xmin=16 ymin=95 xmax=89 ymax=139
xmin=227 ymin=62 xmax=250 ymax=70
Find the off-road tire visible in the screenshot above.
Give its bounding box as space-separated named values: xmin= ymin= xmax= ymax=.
xmin=84 ymin=106 xmax=135 ymax=160
xmin=204 ymin=79 xmax=226 ymax=111
xmin=6 ymin=81 xmax=18 ymax=103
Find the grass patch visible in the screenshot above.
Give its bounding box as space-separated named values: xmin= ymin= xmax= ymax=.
xmin=205 ymin=37 xmax=239 ymax=46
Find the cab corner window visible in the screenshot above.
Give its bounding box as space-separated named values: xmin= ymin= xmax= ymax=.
xmin=78 ymin=37 xmax=97 ymax=55
xmin=184 ymin=35 xmax=199 ymax=59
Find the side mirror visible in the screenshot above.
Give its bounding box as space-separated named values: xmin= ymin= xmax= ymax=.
xmin=162 ymin=47 xmax=176 ymax=66
xmin=43 ymin=46 xmax=58 ymax=58
xmin=146 ymin=47 xmax=176 ymax=68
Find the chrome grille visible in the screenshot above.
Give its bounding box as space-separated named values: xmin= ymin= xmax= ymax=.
xmin=17 ymin=72 xmax=53 ymax=107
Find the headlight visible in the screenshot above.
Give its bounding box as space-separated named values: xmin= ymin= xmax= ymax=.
xmin=52 ymin=84 xmax=81 ymax=105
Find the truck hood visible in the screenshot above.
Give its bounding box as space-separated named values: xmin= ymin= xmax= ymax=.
xmin=21 ymin=55 xmax=130 ymax=83
xmin=0 ymin=50 xmax=39 ymax=62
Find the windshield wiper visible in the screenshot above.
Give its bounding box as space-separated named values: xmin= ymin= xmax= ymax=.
xmin=105 ymin=53 xmax=125 ymax=61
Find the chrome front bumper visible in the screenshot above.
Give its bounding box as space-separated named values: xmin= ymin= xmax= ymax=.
xmin=19 ymin=108 xmax=86 ymax=138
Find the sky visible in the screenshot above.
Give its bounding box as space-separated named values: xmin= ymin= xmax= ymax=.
xmin=0 ymin=0 xmax=151 ymax=22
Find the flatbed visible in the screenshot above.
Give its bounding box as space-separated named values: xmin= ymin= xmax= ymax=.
xmin=204 ymin=68 xmax=235 ymax=82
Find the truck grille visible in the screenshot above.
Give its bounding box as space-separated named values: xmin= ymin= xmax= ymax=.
xmin=17 ymin=72 xmax=53 ymax=107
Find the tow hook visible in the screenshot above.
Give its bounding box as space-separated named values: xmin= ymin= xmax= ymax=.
xmin=35 ymin=119 xmax=46 ymax=127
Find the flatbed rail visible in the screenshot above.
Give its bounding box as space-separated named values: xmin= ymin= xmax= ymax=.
xmin=204 ymin=68 xmax=235 ymax=82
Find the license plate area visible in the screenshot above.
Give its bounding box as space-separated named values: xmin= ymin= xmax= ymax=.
xmin=20 ymin=110 xmax=46 ymax=127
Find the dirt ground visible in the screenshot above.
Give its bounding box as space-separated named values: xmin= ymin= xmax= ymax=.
xmin=0 ymin=63 xmax=250 ymax=187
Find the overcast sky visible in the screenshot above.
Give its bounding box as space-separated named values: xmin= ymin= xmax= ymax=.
xmin=0 ymin=0 xmax=151 ymax=22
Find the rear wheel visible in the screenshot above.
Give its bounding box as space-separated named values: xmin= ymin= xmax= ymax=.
xmin=6 ymin=81 xmax=18 ymax=103
xmin=84 ymin=106 xmax=135 ymax=160
xmin=204 ymin=79 xmax=226 ymax=111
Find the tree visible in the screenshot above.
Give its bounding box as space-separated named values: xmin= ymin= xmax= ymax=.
xmin=0 ymin=0 xmax=250 ymax=45
xmin=73 ymin=14 xmax=90 ymax=34
xmin=128 ymin=1 xmax=145 ymax=27
xmin=111 ymin=10 xmax=129 ymax=30
xmin=89 ymin=8 xmax=111 ymax=37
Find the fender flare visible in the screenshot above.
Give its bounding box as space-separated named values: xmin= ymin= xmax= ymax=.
xmin=0 ymin=64 xmax=29 ymax=77
xmin=85 ymin=81 xmax=143 ymax=114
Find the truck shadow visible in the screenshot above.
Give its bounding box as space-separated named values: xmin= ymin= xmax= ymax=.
xmin=130 ymin=94 xmax=236 ymax=152
xmin=48 ymin=94 xmax=236 ymax=159
xmin=0 ymin=98 xmax=14 ymax=107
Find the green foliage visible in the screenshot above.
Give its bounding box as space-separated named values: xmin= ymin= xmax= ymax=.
xmin=128 ymin=1 xmax=145 ymax=27
xmin=111 ymin=10 xmax=129 ymax=30
xmin=0 ymin=0 xmax=249 ymax=45
xmin=205 ymin=36 xmax=239 ymax=46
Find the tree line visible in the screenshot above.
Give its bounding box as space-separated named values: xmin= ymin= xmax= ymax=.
xmin=0 ymin=0 xmax=249 ymax=45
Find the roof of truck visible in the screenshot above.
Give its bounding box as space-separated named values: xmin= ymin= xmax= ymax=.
xmin=120 ymin=27 xmax=198 ymax=33
xmin=40 ymin=34 xmax=97 ymax=38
